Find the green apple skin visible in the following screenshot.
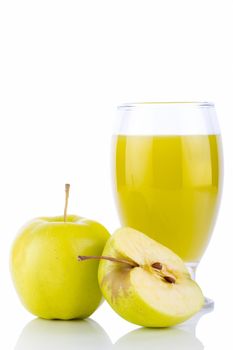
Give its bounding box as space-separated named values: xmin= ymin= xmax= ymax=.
xmin=98 ymin=228 xmax=204 ymax=328
xmin=10 ymin=215 xmax=110 ymax=320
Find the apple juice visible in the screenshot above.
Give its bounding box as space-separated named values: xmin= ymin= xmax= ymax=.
xmin=113 ymin=134 xmax=222 ymax=262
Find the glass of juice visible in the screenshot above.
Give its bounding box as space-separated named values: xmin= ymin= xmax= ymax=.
xmin=113 ymin=102 xmax=223 ymax=308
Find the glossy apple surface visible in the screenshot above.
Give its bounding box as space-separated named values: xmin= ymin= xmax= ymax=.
xmin=11 ymin=215 xmax=110 ymax=319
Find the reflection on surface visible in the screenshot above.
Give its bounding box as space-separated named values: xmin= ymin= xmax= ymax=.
xmin=15 ymin=308 xmax=210 ymax=350
xmin=15 ymin=318 xmax=112 ymax=350
xmin=114 ymin=309 xmax=208 ymax=350
xmin=114 ymin=327 xmax=203 ymax=350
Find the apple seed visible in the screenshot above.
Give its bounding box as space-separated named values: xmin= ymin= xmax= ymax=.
xmin=163 ymin=275 xmax=176 ymax=284
xmin=151 ymin=262 xmax=163 ymax=270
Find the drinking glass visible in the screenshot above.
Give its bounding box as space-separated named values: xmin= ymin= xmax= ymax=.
xmin=112 ymin=102 xmax=223 ymax=308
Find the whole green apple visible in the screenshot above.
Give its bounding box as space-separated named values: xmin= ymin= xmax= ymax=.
xmin=10 ymin=185 xmax=110 ymax=320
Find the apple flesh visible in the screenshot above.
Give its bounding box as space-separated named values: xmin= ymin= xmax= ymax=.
xmin=97 ymin=227 xmax=204 ymax=327
xmin=10 ymin=215 xmax=110 ymax=320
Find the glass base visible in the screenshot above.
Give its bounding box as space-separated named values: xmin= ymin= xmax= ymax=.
xmin=185 ymin=262 xmax=214 ymax=310
xmin=179 ymin=299 xmax=214 ymax=333
xmin=203 ymin=296 xmax=214 ymax=309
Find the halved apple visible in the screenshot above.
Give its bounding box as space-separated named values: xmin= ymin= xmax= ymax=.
xmin=94 ymin=227 xmax=204 ymax=327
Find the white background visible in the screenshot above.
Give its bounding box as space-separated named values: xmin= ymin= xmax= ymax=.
xmin=0 ymin=1 xmax=232 ymax=349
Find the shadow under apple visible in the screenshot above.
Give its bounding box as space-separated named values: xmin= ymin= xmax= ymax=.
xmin=15 ymin=318 xmax=112 ymax=350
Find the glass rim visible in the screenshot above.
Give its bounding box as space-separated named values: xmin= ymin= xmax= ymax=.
xmin=117 ymin=101 xmax=215 ymax=109
xmin=115 ymin=101 xmax=220 ymax=135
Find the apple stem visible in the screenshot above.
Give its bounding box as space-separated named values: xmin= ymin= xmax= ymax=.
xmin=64 ymin=184 xmax=70 ymax=222
xmin=78 ymin=255 xmax=139 ymax=268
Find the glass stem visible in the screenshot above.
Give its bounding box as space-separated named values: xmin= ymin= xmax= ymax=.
xmin=185 ymin=262 xmax=198 ymax=280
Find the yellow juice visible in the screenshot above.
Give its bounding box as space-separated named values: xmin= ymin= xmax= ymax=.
xmin=114 ymin=135 xmax=222 ymax=262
